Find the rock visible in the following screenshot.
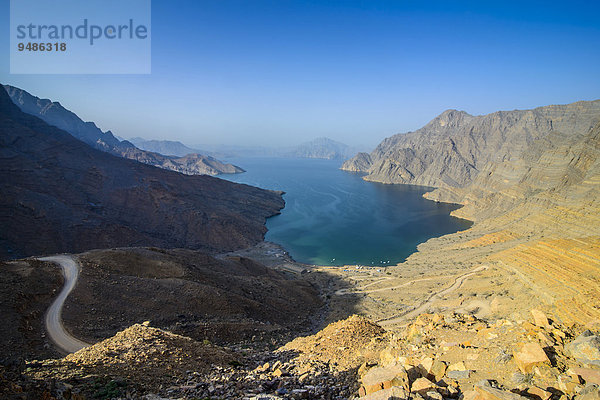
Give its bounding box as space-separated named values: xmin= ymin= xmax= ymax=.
xmin=426 ymin=390 xmax=444 ymax=400
xmin=524 ymin=386 xmax=552 ymax=400
xmin=566 ymin=332 xmax=600 ymax=367
xmin=448 ymin=362 xmax=468 ymax=372
xmin=531 ymin=310 xmax=551 ymax=329
xmin=411 ymin=377 xmax=438 ymax=394
xmin=572 ymin=367 xmax=600 ymax=386
xmin=359 ymin=386 xmax=408 ymax=400
xmin=475 ymin=380 xmax=529 ymax=400
xmin=429 ymin=360 xmax=448 ymax=382
xmin=361 ymin=364 xmax=410 ymax=395
xmin=251 ymin=395 xmax=284 ymax=400
xmin=576 ymin=384 xmax=600 ymax=400
xmin=558 ymin=374 xmax=584 ymax=394
xmin=447 ymin=370 xmax=472 ymax=380
xmin=513 ymin=343 xmax=550 ymax=373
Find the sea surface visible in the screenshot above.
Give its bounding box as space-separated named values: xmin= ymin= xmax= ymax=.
xmin=220 ymin=157 xmax=472 ymax=266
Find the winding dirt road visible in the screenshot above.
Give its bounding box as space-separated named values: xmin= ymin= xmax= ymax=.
xmin=377 ymin=265 xmax=488 ymax=326
xmin=39 ymin=255 xmax=90 ymax=353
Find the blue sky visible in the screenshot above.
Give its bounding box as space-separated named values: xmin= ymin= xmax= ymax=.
xmin=1 ymin=0 xmax=599 ymax=148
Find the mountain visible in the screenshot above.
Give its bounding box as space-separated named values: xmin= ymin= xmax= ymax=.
xmin=197 ymin=137 xmax=365 ymax=160
xmin=3 ymin=85 xmax=243 ymax=176
xmin=128 ymin=137 xmax=205 ymax=157
xmin=0 ymin=85 xmax=284 ymax=259
xmin=343 ymin=100 xmax=600 ymax=324
xmin=343 ymin=102 xmax=600 ymax=188
xmin=285 ymin=137 xmax=360 ymax=160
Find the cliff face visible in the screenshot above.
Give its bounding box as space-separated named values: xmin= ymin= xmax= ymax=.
xmin=0 ymin=87 xmax=284 ymax=260
xmin=3 ymin=85 xmax=244 ymax=176
xmin=343 ymin=101 xmax=600 ymax=189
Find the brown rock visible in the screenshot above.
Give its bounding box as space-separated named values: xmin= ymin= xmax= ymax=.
xmin=448 ymin=361 xmax=468 ymax=372
xmin=524 ymin=386 xmax=552 ymax=400
xmin=513 ymin=343 xmax=550 ymax=373
xmin=361 ymin=364 xmax=410 ymax=394
xmin=429 ymin=360 xmax=448 ymax=382
xmin=411 ymin=377 xmax=438 ymax=394
xmin=531 ymin=310 xmax=551 ymax=329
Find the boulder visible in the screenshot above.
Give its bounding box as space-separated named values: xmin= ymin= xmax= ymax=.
xmin=531 ymin=309 xmax=551 ymax=329
xmin=448 ymin=361 xmax=468 ymax=372
xmin=411 ymin=377 xmax=439 ymax=394
xmin=566 ymin=332 xmax=600 ymax=367
xmin=513 ymin=343 xmax=550 ymax=373
xmin=360 ymin=364 xmax=410 ymax=395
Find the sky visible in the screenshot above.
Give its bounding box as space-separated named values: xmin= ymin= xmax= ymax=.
xmin=1 ymin=0 xmax=600 ymax=148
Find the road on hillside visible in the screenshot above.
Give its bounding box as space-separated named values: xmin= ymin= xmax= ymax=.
xmin=377 ymin=265 xmax=489 ymax=326
xmin=39 ymin=255 xmax=90 ymax=353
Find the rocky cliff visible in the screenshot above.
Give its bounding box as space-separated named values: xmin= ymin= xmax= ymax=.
xmin=0 ymin=87 xmax=283 ymax=259
xmin=3 ymin=85 xmax=244 ymax=176
xmin=343 ymin=101 xmax=600 ymax=189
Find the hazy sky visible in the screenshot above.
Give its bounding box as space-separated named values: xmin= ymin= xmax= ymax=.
xmin=1 ymin=0 xmax=600 ymax=148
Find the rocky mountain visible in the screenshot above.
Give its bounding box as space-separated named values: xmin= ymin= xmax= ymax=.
xmin=0 ymin=86 xmax=283 ymax=259
xmin=343 ymin=101 xmax=600 ymax=188
xmin=286 ymin=137 xmax=360 ymax=160
xmin=3 ymin=85 xmax=243 ymax=176
xmin=129 ymin=137 xmax=204 ymax=157
xmin=342 ymin=100 xmax=600 ymax=326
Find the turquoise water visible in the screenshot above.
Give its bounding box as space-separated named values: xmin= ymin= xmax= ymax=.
xmin=221 ymin=157 xmax=472 ymax=266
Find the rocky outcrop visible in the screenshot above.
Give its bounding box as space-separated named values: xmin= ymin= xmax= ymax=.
xmin=0 ymin=87 xmax=283 ymax=259
xmin=3 ymin=85 xmax=243 ymax=176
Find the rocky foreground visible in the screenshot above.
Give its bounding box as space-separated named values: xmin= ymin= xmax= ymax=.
xmin=2 ymin=309 xmax=599 ymax=400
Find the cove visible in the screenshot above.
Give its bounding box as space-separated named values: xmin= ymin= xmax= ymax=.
xmin=221 ymin=157 xmax=472 ymax=266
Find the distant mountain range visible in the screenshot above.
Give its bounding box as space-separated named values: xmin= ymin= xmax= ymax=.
xmin=194 ymin=137 xmax=366 ymax=160
xmin=3 ymin=85 xmax=243 ymax=176
xmin=0 ymin=85 xmax=283 ymax=259
xmin=129 ymin=137 xmax=206 ymax=157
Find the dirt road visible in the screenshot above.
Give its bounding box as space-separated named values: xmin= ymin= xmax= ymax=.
xmin=39 ymin=255 xmax=90 ymax=353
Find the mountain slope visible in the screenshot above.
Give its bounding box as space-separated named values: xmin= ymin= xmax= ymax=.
xmin=0 ymin=86 xmax=283 ymax=260
xmin=3 ymin=85 xmax=243 ymax=176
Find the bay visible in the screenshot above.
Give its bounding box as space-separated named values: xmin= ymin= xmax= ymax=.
xmin=221 ymin=157 xmax=472 ymax=266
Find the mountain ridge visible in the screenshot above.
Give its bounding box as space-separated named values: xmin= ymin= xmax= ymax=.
xmin=0 ymin=85 xmax=283 ymax=259
xmin=3 ymin=85 xmax=244 ymax=176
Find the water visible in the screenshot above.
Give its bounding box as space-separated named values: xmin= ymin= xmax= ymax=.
xmin=221 ymin=157 xmax=472 ymax=266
